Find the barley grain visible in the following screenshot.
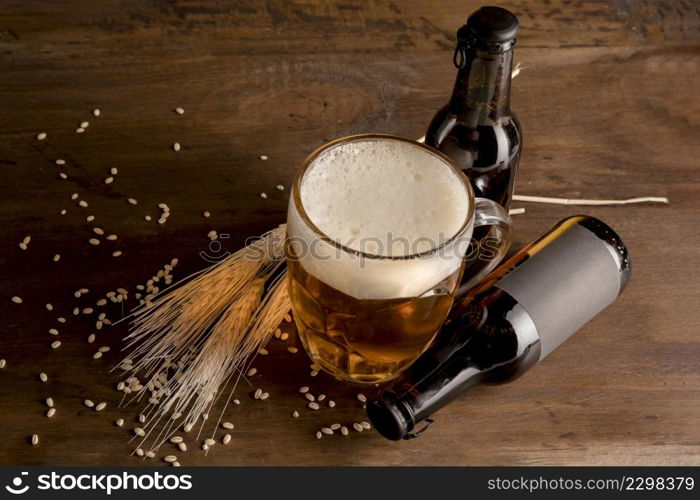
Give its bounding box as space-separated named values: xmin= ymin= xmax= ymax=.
xmin=275 ymin=184 xmax=285 ymax=191
xmin=298 ymin=386 xmax=309 ymax=394
xmin=144 ymin=215 xmax=152 ymax=221
xmin=310 ymin=370 xmax=319 ymax=377
xmin=305 ymin=393 xmax=315 ymax=402
xmin=357 ymin=393 xmax=367 ymax=403
xmin=112 ymin=251 xmax=122 ymax=257
xmin=46 ymin=397 xmax=54 ymax=408
xmin=138 ymin=414 xmax=146 ymax=423
xmin=39 ymin=372 xmax=48 ymax=382
xmin=45 ymin=303 xmax=53 ymax=311
xmin=222 ymin=433 xmax=232 ymax=444
xmin=95 ymin=402 xmax=107 ymax=411
xmin=0 ymin=359 xmax=6 ymax=369
xmin=53 ymin=254 xmax=60 ymax=262
xmin=73 ymin=307 xmax=79 ymax=315
xmin=59 ymin=172 xmax=68 ymax=179
xmin=93 ymin=108 xmax=100 ymax=117
xmin=78 ymin=200 xmax=88 ymax=208
xmin=60 ymin=209 xmax=67 ymax=215
xmin=360 ymin=422 xmax=371 ymax=430
xmin=183 ymin=423 xmax=194 ymax=433
xmin=308 ymin=402 xmax=320 ymax=410
xmin=233 ymin=399 xmax=240 ymax=405
xmin=134 ymin=427 xmax=145 ymax=437
xmin=46 ymin=408 xmax=56 ymax=418
xmin=87 ymin=334 xmax=95 ymax=343
xmin=321 ymin=427 xmax=333 ymax=435
xmin=57 ymin=317 xmax=66 ymax=323
xmin=253 ymin=388 xmax=262 ymax=400
xmin=11 ymin=296 xmax=23 ymax=304
xmin=36 ymin=132 xmax=47 ymax=140
xmin=93 ymin=351 xmax=103 ymax=359
xmin=76 ymin=127 xmax=85 ymax=133
xmin=284 ymin=314 xmax=292 ymax=323
xmin=260 ymin=192 xmax=267 ymax=199
xmin=328 ymin=400 xmax=336 ymax=408
xmin=258 ymin=348 xmax=269 ymax=355
xmin=146 ymin=451 xmax=155 ymax=458
xmin=110 ymin=167 xmax=118 ymax=175
xmin=135 ymin=448 xmax=144 ymax=457
xmin=84 ymin=399 xmax=94 ymax=408
xmin=260 ymin=392 xmax=270 ymax=400
xmin=106 ymin=234 xmax=117 ymax=241
xmin=51 ymin=340 xmax=61 ymax=349
xmin=202 ymin=444 xmax=209 ymax=451
xmin=316 ymin=431 xmax=322 ymax=439
xmin=259 ymin=155 xmax=268 ymax=160
xmin=204 ymin=438 xmax=215 ymax=446
xmin=202 ymin=211 xmax=210 ymax=218
xmin=82 ymin=307 xmax=93 ymax=314
xmin=128 ymin=198 xmax=138 ymax=205
xmin=246 ymin=367 xmax=257 ymax=377
xmin=172 ymin=142 xmax=181 ymax=152
xmin=170 ymin=436 xmax=183 ymax=444
xmin=178 ymin=442 xmax=187 ymax=452
xmin=340 ymin=426 xmax=349 ymax=436
xmin=353 ymin=423 xmax=363 ymax=432
xmin=55 ymin=159 xmax=65 ymax=165
xmin=292 ymin=411 xmax=299 ymax=418
xmin=32 ymin=434 xmax=40 ymax=445
xmin=88 ymin=238 xmax=100 ymax=246
xmin=19 ymin=242 xmax=27 ymax=250
xmin=280 ymin=332 xmax=289 ymax=341
xmin=175 ymin=107 xmax=185 ymax=114
xmin=287 ymin=347 xmax=298 ymax=354
xmin=104 ymin=176 xmax=114 ymax=184
xmin=115 ymin=419 xmax=124 ymax=427
xmin=222 ymin=422 xmax=234 ymax=430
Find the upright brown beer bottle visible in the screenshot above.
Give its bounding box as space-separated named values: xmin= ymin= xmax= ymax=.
xmin=425 ymin=6 xmax=522 ymax=209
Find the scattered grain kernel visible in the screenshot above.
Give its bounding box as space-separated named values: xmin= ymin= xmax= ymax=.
xmin=127 ymin=198 xmax=138 ymax=205
xmin=258 ymin=348 xmax=269 ymax=355
xmin=45 ymin=397 xmax=54 ymax=408
xmin=298 ymin=386 xmax=309 ymax=394
xmin=57 ymin=317 xmax=66 ymax=323
xmin=59 ymin=172 xmax=68 ymax=179
xmin=0 ymin=359 xmax=5 ymax=369
xmin=328 ymin=400 xmax=336 ymax=408
xmin=172 ymin=142 xmax=181 ymax=152
xmin=259 ymin=155 xmax=268 ymax=160
xmin=246 ymin=368 xmax=257 ymax=377
xmin=308 ymin=402 xmax=320 ymax=410
xmin=135 ymin=448 xmax=144 ymax=457
xmin=202 ymin=211 xmax=210 ymax=218
xmin=305 ymin=393 xmax=315 ymax=402
xmin=318 ymin=394 xmax=326 ymax=402
xmin=55 ymin=159 xmax=65 ymax=165
xmin=353 ymin=423 xmax=363 ymax=432
xmin=51 ymin=340 xmax=61 ymax=349
xmin=260 ymin=192 xmax=267 ymax=199
xmin=115 ymin=419 xmax=124 ymax=427
xmin=276 ymin=184 xmax=285 ymax=191
xmin=316 ymin=431 xmax=322 ymax=439
xmin=11 ymin=296 xmax=23 ymax=304
xmin=280 ymin=332 xmax=289 ymax=341
xmin=87 ymin=334 xmax=95 ymax=343
xmin=46 ymin=408 xmax=56 ymax=418
xmin=36 ymin=132 xmax=47 ymax=141
xmin=88 ymin=238 xmax=100 ymax=246
xmin=340 ymin=426 xmax=349 ymax=436
xmin=222 ymin=433 xmax=232 ymax=444
xmin=287 ymin=347 xmax=298 ymax=354
xmin=31 ymin=434 xmax=40 ymax=445
xmin=357 ymin=393 xmax=367 ymax=403
xmin=134 ymin=427 xmax=145 ymax=437
xmin=178 ymin=442 xmax=187 ymax=452
xmin=48 ymin=328 xmax=59 ymax=336
xmin=292 ymin=411 xmax=300 ymax=418
xmin=222 ymin=422 xmax=234 ymax=430
xmin=95 ymin=402 xmax=107 ymax=411
xmin=93 ymin=108 xmax=100 ymax=117
xmin=53 ymin=254 xmax=60 ymax=262
xmin=112 ymin=251 xmax=122 ymax=257
xmin=361 ymin=421 xmax=371 ymax=430
xmin=260 ymin=392 xmax=270 ymax=400
xmin=204 ymin=438 xmax=215 ymax=446
xmin=175 ymin=107 xmax=184 ymax=114
xmin=84 ymin=399 xmax=94 ymax=408
xmin=39 ymin=372 xmax=48 ymax=382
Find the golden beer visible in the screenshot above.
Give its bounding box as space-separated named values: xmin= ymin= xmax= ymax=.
xmin=286 ymin=135 xmax=511 ymax=383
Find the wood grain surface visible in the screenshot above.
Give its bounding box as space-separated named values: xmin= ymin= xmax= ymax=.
xmin=0 ymin=0 xmax=698 ymax=466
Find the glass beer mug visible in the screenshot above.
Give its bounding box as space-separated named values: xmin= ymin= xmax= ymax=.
xmin=286 ymin=134 xmax=511 ymax=384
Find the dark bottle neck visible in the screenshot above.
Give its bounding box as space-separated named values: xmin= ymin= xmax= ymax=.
xmin=449 ymin=48 xmax=514 ymax=124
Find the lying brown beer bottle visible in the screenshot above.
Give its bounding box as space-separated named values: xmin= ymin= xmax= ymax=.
xmin=366 ymin=216 xmax=631 ymax=440
xmin=425 ymin=6 xmax=522 ymax=209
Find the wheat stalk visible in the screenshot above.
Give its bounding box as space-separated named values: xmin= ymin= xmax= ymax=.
xmin=117 ymin=224 xmax=292 ymax=451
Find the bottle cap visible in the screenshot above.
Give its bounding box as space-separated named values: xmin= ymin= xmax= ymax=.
xmin=463 ymin=6 xmax=519 ymax=49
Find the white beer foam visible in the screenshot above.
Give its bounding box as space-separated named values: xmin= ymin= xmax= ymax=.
xmin=287 ymin=137 xmax=473 ymax=300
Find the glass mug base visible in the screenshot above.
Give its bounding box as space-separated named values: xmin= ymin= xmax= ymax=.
xmin=288 ymin=257 xmax=459 ymax=384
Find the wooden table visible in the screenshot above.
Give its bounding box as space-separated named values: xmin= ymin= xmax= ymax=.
xmin=1 ymin=0 xmax=698 ymax=466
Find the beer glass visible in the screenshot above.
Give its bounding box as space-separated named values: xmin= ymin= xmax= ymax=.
xmin=286 ymin=134 xmax=511 ymax=384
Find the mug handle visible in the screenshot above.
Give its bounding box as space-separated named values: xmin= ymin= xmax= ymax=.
xmin=457 ymin=197 xmax=513 ymax=295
